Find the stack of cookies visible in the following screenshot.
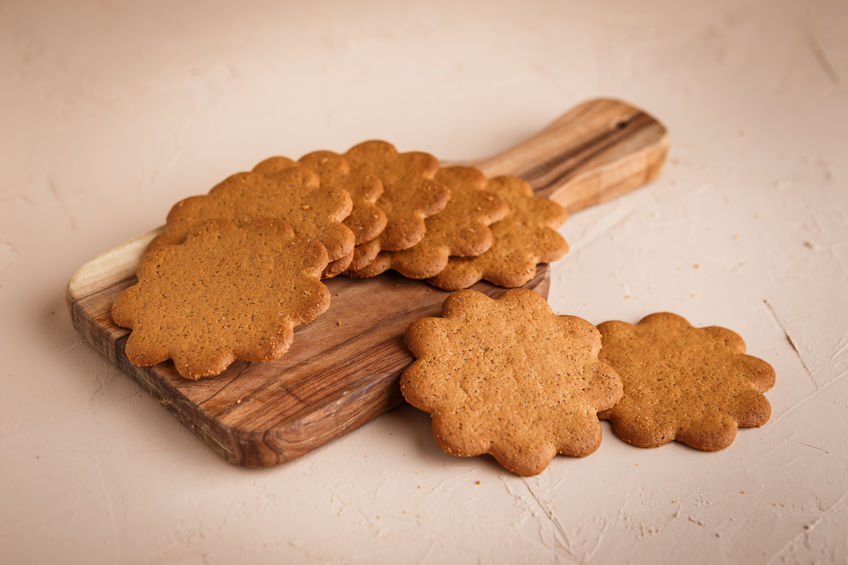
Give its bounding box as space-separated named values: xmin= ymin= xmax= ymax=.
xmin=112 ymin=141 xmax=569 ymax=379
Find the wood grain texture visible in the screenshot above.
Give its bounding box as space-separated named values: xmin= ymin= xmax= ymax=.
xmin=476 ymin=98 xmax=669 ymax=214
xmin=66 ymin=98 xmax=668 ymax=467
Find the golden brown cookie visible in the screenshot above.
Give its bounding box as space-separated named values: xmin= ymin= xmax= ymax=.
xmin=250 ymin=155 xmax=297 ymax=175
xmin=347 ymin=166 xmax=509 ymax=279
xmin=323 ymin=250 xmax=356 ymax=279
xmin=343 ymin=140 xmax=451 ymax=261
xmin=253 ymin=151 xmax=386 ymax=277
xmin=401 ymin=289 xmax=623 ymax=476
xmin=597 ymin=312 xmax=776 ymax=451
xmin=113 ymin=218 xmax=331 ymax=380
xmin=146 ymin=165 xmax=354 ymax=277
xmin=346 ymin=238 xmax=382 ymax=272
xmin=428 ymin=176 xmax=568 ymax=290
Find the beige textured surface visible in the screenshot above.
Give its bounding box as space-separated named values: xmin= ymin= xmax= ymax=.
xmin=402 ymin=289 xmax=622 ymax=476
xmin=597 ymin=312 xmax=775 ymax=451
xmin=113 ymin=218 xmax=330 ymax=379
xmin=3 ymin=0 xmax=847 ymax=563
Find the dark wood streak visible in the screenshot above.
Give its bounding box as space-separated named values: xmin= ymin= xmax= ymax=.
xmin=66 ymin=98 xmax=669 ymax=467
xmin=529 ymin=113 xmax=651 ymax=195
xmin=520 ymin=112 xmax=645 ymax=187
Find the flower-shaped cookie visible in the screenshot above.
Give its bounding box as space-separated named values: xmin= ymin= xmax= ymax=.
xmin=146 ymin=165 xmax=354 ymax=277
xmin=113 ymin=218 xmax=331 ymax=380
xmin=349 ymin=166 xmax=509 ymax=279
xmin=401 ymin=289 xmax=623 ymax=476
xmin=428 ymin=175 xmax=568 ymax=290
xmin=343 ymin=140 xmax=451 ymax=269
xmin=253 ymin=150 xmax=387 ymax=277
xmin=597 ymin=313 xmax=776 ymax=451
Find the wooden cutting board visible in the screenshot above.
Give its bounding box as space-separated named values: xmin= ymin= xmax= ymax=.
xmin=66 ymin=98 xmax=669 ymax=467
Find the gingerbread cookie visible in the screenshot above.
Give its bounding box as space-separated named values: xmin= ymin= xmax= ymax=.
xmin=597 ymin=312 xmax=775 ymax=451
xmin=253 ymin=151 xmax=386 ymax=277
xmin=146 ymin=165 xmax=354 ymax=277
xmin=346 ymin=238 xmax=382 ymax=272
xmin=428 ymin=175 xmax=568 ymax=290
xmin=401 ymin=289 xmax=623 ymax=476
xmin=343 ymin=140 xmax=451 ymax=262
xmin=113 ymin=218 xmax=331 ymax=380
xmin=347 ymin=166 xmax=509 ymax=279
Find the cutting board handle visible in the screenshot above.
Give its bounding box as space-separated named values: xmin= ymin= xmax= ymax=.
xmin=475 ymin=98 xmax=670 ymax=214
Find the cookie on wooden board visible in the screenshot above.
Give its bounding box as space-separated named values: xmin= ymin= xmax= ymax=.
xmin=401 ymin=289 xmax=623 ymax=476
xmin=253 ymin=151 xmax=386 ymax=277
xmin=343 ymin=140 xmax=451 ymax=269
xmin=146 ymin=165 xmax=354 ymax=277
xmin=427 ymin=175 xmax=568 ymax=290
xmin=348 ymin=166 xmax=509 ymax=279
xmin=597 ymin=312 xmax=776 ymax=451
xmin=346 ymin=238 xmax=382 ymax=273
xmin=113 ymin=218 xmax=331 ymax=380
